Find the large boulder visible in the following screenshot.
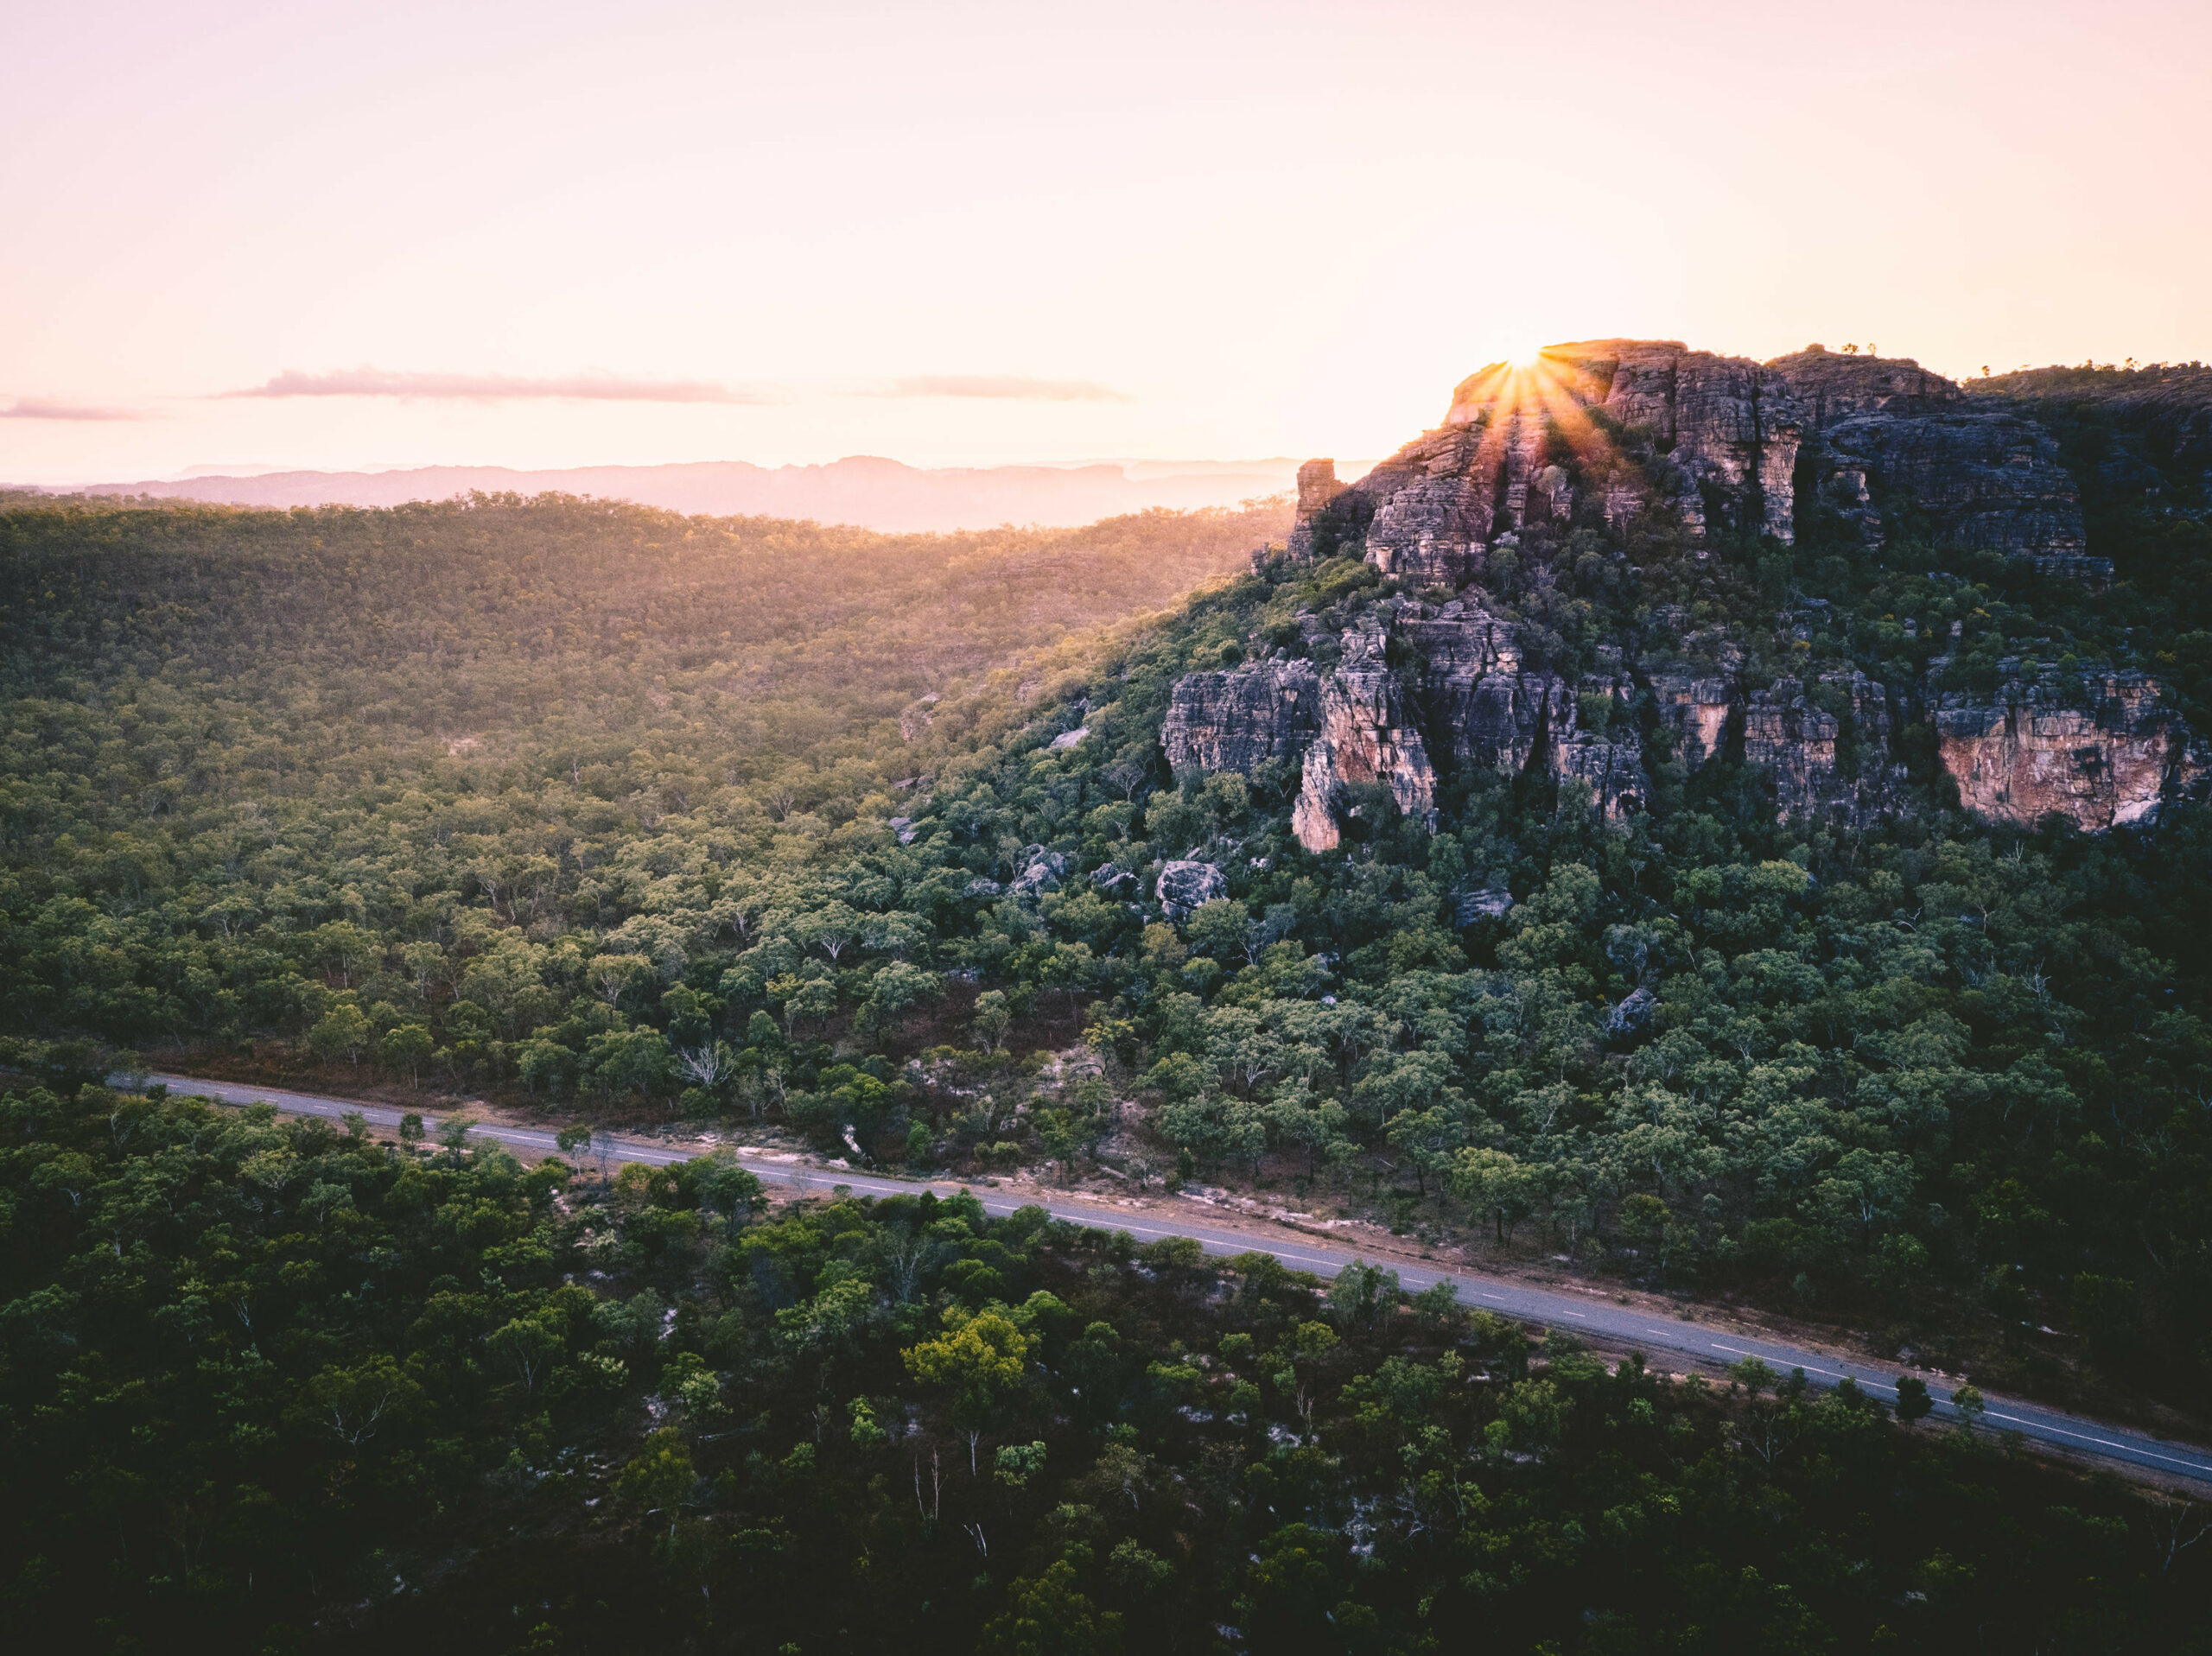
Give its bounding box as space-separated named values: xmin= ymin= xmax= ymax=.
xmin=1156 ymin=860 xmax=1228 ymax=920
xmin=1007 ymin=845 xmax=1070 ymax=897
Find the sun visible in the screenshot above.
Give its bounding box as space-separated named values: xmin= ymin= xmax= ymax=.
xmin=1489 ymin=330 xmax=1552 ymax=369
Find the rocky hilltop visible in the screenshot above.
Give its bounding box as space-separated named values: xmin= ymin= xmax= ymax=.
xmin=1169 ymin=340 xmax=2204 ymax=851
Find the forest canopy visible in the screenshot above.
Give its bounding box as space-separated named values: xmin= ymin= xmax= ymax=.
xmin=8 ymin=437 xmax=2212 ymax=1649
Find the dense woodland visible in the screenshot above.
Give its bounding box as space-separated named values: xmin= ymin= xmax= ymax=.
xmin=3 ymin=1083 xmax=2208 ymax=1653
xmin=6 ymin=388 xmax=2212 ymax=1646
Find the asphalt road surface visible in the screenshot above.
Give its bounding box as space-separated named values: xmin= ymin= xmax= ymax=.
xmin=142 ymin=1069 xmax=2212 ymax=1488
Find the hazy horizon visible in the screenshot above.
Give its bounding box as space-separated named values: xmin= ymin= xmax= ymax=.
xmin=13 ymin=450 xmax=1328 ymax=533
xmin=7 ymin=0 xmax=2209 ymax=486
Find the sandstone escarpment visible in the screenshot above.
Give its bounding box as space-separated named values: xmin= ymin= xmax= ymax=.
xmin=1292 ymin=339 xmax=1808 ymax=577
xmin=1821 ymin=410 xmax=2091 ymax=567
xmin=1161 ymin=660 xmax=1322 ymax=776
xmin=1929 ymin=665 xmax=2205 ymax=830
xmin=1284 ymin=460 xmax=1348 ymax=560
xmin=1759 ymin=348 xmax=2096 ymax=573
xmin=1649 ymin=676 xmax=1736 ymax=770
xmin=1535 ymin=340 xmax=1802 ymax=542
xmin=1291 ymin=616 xmax=1438 ymax=852
xmin=1743 ymin=673 xmax=1911 ymax=824
xmin=1548 ymin=729 xmax=1645 ymax=818
xmin=1161 ymin=602 xmax=2203 ymax=841
xmin=1179 ymin=342 xmax=2207 ymax=849
xmin=1765 ymin=346 xmax=1965 ymax=426
xmin=1400 ymin=600 xmax=1565 ymax=774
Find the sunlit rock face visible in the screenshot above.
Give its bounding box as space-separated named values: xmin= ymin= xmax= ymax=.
xmin=1283 ymin=460 xmax=1349 ymax=561
xmin=1289 ymin=339 xmax=1811 ymax=580
xmin=1930 ymin=666 xmax=2204 ymax=830
xmin=1649 ymin=676 xmax=1736 ymax=770
xmin=1535 ymin=340 xmax=1804 ymax=542
xmin=1172 ymin=346 xmax=2205 ymax=844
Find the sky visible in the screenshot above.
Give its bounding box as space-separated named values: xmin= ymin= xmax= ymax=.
xmin=3 ymin=0 xmax=2209 ymax=483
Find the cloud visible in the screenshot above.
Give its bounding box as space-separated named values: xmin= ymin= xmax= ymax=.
xmin=861 ymin=375 xmax=1130 ymax=402
xmin=1 ymin=397 xmax=140 ymax=421
xmin=222 ymin=367 xmax=789 ymax=404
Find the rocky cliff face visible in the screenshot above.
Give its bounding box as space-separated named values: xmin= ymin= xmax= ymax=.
xmin=1163 ymin=603 xmax=2202 ymax=841
xmin=1930 ymin=665 xmax=2205 ymax=830
xmin=1533 ymin=340 xmax=1803 ymax=542
xmin=1764 ymin=346 xmax=1964 ymax=425
xmin=1161 ymin=660 xmax=1322 ymax=776
xmin=1763 ymin=348 xmax=2095 ymax=575
xmin=1291 ymin=615 xmax=1438 ymax=852
xmin=1821 ymin=411 xmax=2091 ymax=564
xmin=1290 ymin=338 xmax=1808 ymax=579
xmin=1290 ymin=340 xmax=2100 ymax=578
xmin=1172 ymin=342 xmax=2205 ymax=846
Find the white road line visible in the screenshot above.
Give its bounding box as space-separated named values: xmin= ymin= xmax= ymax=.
xmin=1981 ymin=1412 xmax=2212 ymax=1472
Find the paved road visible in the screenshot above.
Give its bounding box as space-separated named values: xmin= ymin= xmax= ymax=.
xmin=143 ymin=1069 xmax=2212 ymax=1488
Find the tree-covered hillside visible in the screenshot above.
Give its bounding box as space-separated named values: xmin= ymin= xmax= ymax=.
xmin=10 ymin=437 xmax=2212 ymax=1652
xmin=6 ymin=432 xmax=2212 ymax=1437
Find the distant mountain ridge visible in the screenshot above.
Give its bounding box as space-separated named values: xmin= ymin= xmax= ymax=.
xmin=27 ymin=454 xmax=1304 ymax=533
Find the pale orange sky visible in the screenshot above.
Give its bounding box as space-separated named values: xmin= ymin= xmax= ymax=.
xmin=3 ymin=0 xmax=2208 ymax=483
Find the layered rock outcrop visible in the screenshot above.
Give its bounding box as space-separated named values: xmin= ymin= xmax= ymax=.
xmin=1400 ymin=600 xmax=1561 ymax=773
xmin=1288 ymin=339 xmax=1808 ymax=576
xmin=1157 ymin=860 xmax=1228 ymax=919
xmin=1765 ymin=347 xmax=2095 ymax=574
xmin=1764 ymin=346 xmax=1964 ymax=425
xmin=1821 ymin=411 xmax=2089 ymax=563
xmin=1284 ymin=460 xmax=1349 ymax=560
xmin=1179 ymin=343 xmax=2206 ymax=847
xmin=1742 ymin=673 xmax=1912 ymax=824
xmin=1161 ymin=660 xmax=1322 ymax=776
xmin=1286 ymin=340 xmax=2104 ymax=585
xmin=1163 ymin=600 xmax=2204 ymax=841
xmin=1532 ymin=341 xmax=1802 ymax=542
xmin=1929 ymin=665 xmax=2205 ymax=830
xmin=1291 ymin=616 xmax=1438 ymax=852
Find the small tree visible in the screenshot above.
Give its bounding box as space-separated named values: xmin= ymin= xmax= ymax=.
xmin=972 ymin=991 xmax=1014 ymax=1054
xmin=378 ymin=1023 xmax=435 ymax=1088
xmin=1950 ymin=1383 xmax=1987 ymax=1436
xmin=588 ymin=953 xmax=653 ymax=1008
xmin=308 ymin=1003 xmax=372 ymax=1070
xmin=903 ymin=1311 xmax=1032 ymax=1474
xmin=1452 ymin=1147 xmax=1537 ymax=1244
xmin=486 ymin=1310 xmax=566 ymax=1399
xmin=993 ymin=1441 xmax=1046 ymax=1488
xmin=1326 ymin=1259 xmax=1400 ymax=1341
xmin=616 ymin=1427 xmax=697 ymax=1539
xmin=1893 ymin=1375 xmax=1934 ymax=1424
xmin=556 ymin=1124 xmax=592 ymax=1168
xmin=302 ymin=1355 xmax=423 ymax=1448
